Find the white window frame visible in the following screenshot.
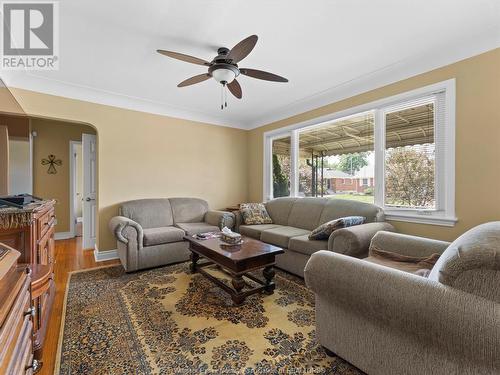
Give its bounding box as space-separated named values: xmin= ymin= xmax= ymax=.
xmin=263 ymin=79 xmax=456 ymax=226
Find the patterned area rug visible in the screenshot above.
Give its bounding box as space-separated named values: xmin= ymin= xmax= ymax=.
xmin=56 ymin=263 xmax=363 ymax=374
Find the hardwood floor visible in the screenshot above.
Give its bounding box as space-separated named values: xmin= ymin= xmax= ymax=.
xmin=38 ymin=238 xmax=119 ymax=375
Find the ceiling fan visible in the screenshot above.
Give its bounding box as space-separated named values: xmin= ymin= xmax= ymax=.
xmin=157 ymin=35 xmax=288 ymax=109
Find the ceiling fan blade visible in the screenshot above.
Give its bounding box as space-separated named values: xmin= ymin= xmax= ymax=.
xmin=157 ymin=49 xmax=210 ymax=66
xmin=227 ymin=35 xmax=258 ymax=63
xmin=227 ymin=79 xmax=242 ymax=99
xmin=177 ymin=73 xmax=211 ymax=87
xmin=240 ymin=68 xmax=288 ymax=82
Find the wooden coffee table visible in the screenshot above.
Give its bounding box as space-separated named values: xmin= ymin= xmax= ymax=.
xmin=184 ymin=234 xmax=284 ymax=305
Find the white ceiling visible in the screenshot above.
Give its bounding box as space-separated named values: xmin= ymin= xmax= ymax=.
xmin=2 ymin=0 xmax=500 ymax=129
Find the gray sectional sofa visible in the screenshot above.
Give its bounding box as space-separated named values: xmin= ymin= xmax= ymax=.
xmin=109 ymin=198 xmax=234 ymax=272
xmin=236 ymin=197 xmax=394 ymax=277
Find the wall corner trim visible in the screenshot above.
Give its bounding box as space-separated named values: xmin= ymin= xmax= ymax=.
xmin=93 ymin=246 xmax=119 ymax=262
xmin=54 ymin=231 xmax=75 ymax=240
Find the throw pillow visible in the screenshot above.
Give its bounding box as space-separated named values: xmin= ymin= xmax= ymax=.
xmin=309 ymin=216 xmax=365 ymax=240
xmin=240 ymin=203 xmax=273 ymax=225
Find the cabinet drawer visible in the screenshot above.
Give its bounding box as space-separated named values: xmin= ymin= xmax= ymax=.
xmin=0 ymin=279 xmax=31 ymax=374
xmin=37 ymin=226 xmax=55 ymax=267
xmin=38 ymin=208 xmax=55 ymax=239
xmin=6 ymin=315 xmax=32 ymax=375
xmin=0 ymin=277 xmax=30 ymax=351
xmin=36 ymin=234 xmax=48 ymax=265
xmin=19 ymin=320 xmax=33 ymax=374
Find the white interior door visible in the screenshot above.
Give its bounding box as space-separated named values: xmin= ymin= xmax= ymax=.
xmin=82 ymin=133 xmax=97 ymax=249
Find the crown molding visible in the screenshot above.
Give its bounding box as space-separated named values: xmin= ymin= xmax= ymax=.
xmin=243 ymin=29 xmax=500 ymax=130
xmin=1 ymin=71 xmax=248 ymax=129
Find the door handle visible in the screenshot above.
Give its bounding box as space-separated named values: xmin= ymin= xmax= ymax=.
xmin=85 ymin=197 xmax=96 ymax=202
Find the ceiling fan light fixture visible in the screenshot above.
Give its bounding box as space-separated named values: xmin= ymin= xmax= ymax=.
xmin=157 ymin=34 xmax=288 ymax=109
xmin=211 ymin=68 xmax=236 ymax=84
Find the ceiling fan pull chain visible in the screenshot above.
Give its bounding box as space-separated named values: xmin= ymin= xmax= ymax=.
xmin=220 ymin=83 xmax=224 ymax=110
xmin=224 ymin=84 xmax=228 ymax=108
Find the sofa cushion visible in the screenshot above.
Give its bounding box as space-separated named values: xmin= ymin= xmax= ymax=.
xmin=240 ymin=203 xmax=273 ymax=225
xmin=288 ymin=234 xmax=328 ymax=256
xmin=261 ymin=226 xmax=311 ymax=248
xmin=265 ymin=198 xmax=297 ymax=225
xmin=365 ymin=247 xmax=440 ymax=276
xmin=429 ymin=222 xmax=500 ymax=288
xmin=169 ymin=198 xmax=209 ymax=223
xmin=175 ymin=222 xmax=219 ymax=236
xmin=120 ymin=199 xmax=173 ymax=229
xmin=239 ymin=224 xmax=283 ymax=239
xmin=364 ymin=255 xmax=434 ymax=275
xmin=143 ymin=226 xmax=184 ymax=246
xmin=319 ymin=198 xmax=383 ymax=225
xmin=287 ymin=198 xmax=328 ymax=230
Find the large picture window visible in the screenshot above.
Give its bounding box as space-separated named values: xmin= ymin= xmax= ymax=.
xmin=383 ymin=98 xmax=436 ymax=209
xmin=297 ymin=112 xmax=375 ymax=202
xmin=264 ymin=80 xmax=456 ymax=226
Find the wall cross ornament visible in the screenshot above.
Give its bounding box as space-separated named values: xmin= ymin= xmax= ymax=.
xmin=41 ymin=154 xmax=62 ymax=174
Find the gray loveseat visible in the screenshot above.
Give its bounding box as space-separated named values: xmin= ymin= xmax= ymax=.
xmin=109 ymin=198 xmax=234 ymax=272
xmin=305 ymin=222 xmax=500 ymax=375
xmin=236 ymin=197 xmax=394 ymax=277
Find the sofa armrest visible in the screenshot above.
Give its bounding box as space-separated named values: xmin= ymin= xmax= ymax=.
xmin=205 ymin=210 xmax=235 ymax=230
xmin=304 ymin=251 xmax=500 ymax=364
xmin=233 ymin=211 xmax=244 ymax=232
xmin=108 ymin=216 xmax=144 ymax=245
xmin=328 ymin=222 xmax=395 ymax=258
xmin=370 ymin=230 xmax=451 ymax=257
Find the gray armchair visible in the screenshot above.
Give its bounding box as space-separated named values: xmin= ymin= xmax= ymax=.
xmin=109 ymin=198 xmax=234 ymax=272
xmin=305 ymin=223 xmax=500 ymax=375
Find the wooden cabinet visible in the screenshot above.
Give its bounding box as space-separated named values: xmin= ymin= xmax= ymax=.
xmin=0 ymin=245 xmax=39 ymax=374
xmin=0 ymin=201 xmax=55 ymax=269
xmin=0 ymin=201 xmax=55 ymax=369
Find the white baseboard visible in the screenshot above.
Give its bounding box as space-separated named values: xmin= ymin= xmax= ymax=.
xmin=93 ymin=245 xmax=119 ymax=262
xmin=54 ymin=232 xmax=75 ymax=240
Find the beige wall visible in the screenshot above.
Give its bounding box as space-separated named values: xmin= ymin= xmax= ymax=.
xmin=0 ymin=114 xmax=30 ymax=195
xmin=1 ymin=91 xmax=248 ymax=251
xmin=0 ymin=115 xmax=29 ymax=137
xmin=248 ymin=48 xmax=500 ymax=242
xmin=0 ymin=79 xmax=25 ymax=116
xmin=31 ymin=118 xmax=95 ymax=233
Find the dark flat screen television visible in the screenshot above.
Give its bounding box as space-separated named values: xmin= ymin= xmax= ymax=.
xmin=0 ymin=194 xmax=43 ymax=209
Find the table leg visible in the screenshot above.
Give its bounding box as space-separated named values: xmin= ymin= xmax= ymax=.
xmin=231 ymin=275 xmax=245 ymax=305
xmin=190 ymin=251 xmax=199 ymax=274
xmin=263 ymin=266 xmax=276 ymax=294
